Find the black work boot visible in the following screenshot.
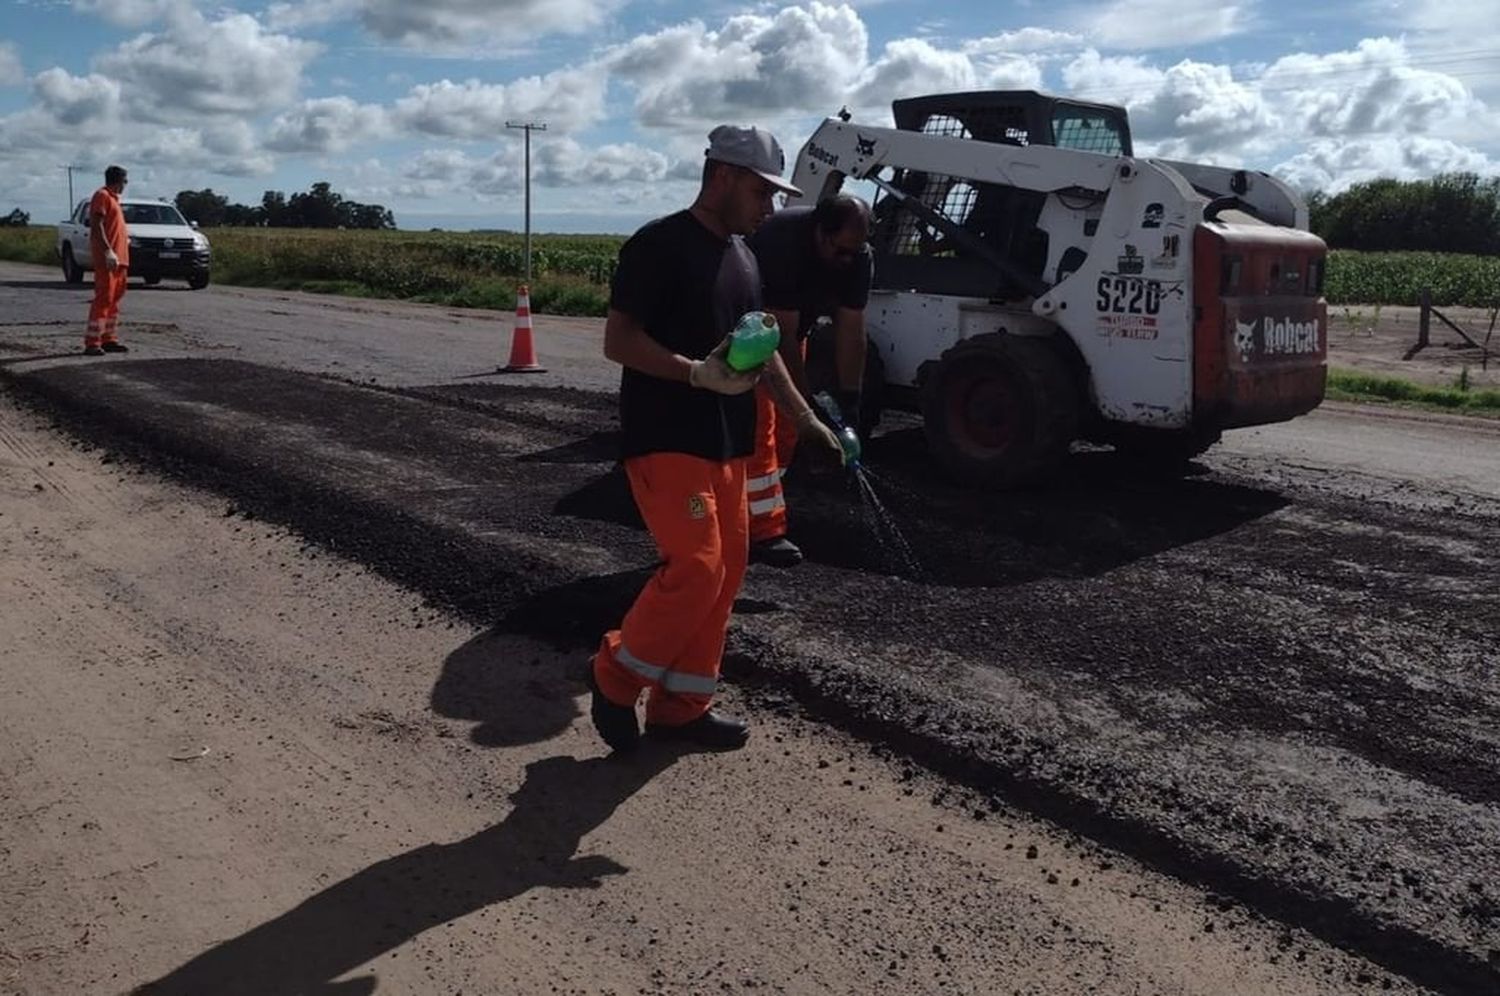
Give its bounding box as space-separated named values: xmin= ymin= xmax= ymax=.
xmin=749 ymin=536 xmax=802 ymax=568
xmin=586 ymin=670 xmax=639 ymax=754
xmin=101 ymin=342 xmax=129 ymax=353
xmin=82 ymin=345 xmax=105 ymax=356
xmin=646 ymin=710 xmax=749 ymax=750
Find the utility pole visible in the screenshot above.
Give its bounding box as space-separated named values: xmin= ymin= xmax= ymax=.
xmin=504 ymin=121 xmax=547 ymax=285
xmin=60 ymin=164 xmax=84 ymax=216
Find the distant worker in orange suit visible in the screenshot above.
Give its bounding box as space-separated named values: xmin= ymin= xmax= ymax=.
xmin=84 ymin=164 xmax=131 ymax=357
xmin=589 ymin=125 xmax=844 ymax=753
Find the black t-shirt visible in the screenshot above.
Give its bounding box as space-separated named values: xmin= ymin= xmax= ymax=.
xmin=748 ymin=206 xmax=873 ymax=339
xmin=610 ymin=210 xmax=761 ymax=461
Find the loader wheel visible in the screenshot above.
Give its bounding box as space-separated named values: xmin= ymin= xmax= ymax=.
xmin=804 ymin=323 xmax=886 ymax=436
xmin=921 ymin=333 xmax=1079 ymax=488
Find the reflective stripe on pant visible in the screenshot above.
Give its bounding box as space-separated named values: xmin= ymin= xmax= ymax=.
xmin=746 ymin=380 xmax=801 ymax=542
xmin=86 ymin=265 xmax=128 ymax=347
xmin=592 ymin=452 xmax=749 ymax=726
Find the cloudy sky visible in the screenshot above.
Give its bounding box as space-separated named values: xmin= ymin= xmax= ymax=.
xmin=1 ymin=0 xmax=1496 ymax=232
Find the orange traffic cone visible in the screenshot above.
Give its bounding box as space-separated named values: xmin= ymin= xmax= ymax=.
xmin=502 ymin=284 xmax=546 ymax=373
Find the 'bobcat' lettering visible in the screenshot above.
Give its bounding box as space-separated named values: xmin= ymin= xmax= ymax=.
xmin=1233 ymin=317 xmax=1320 ymax=362
xmin=808 ymin=143 xmax=840 ymax=168
xmin=1263 ymin=317 xmax=1320 ymax=355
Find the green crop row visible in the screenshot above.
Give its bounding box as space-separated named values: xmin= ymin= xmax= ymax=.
xmin=4 ymin=226 xmax=1497 ymax=314
xmin=1325 ymin=250 xmax=1500 ymax=308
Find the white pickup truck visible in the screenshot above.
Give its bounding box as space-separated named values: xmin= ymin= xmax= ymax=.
xmin=57 ymin=196 xmax=212 ymax=289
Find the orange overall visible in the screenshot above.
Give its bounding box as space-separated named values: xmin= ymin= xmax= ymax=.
xmin=593 ymin=452 xmax=749 ymax=726
xmin=746 ymin=366 xmax=802 ymax=543
xmin=86 ymin=187 xmax=129 ymax=349
xmin=591 ymin=208 xmax=761 ymax=729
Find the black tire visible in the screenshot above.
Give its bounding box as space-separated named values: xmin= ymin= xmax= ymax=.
xmin=143 ymin=275 xmax=162 ymax=286
xmin=61 ymin=245 xmax=83 ymax=284
xmin=187 ymin=273 xmax=210 ymax=290
xmin=803 ymin=323 xmax=886 ymax=436
xmin=920 ymin=333 xmax=1079 ymax=488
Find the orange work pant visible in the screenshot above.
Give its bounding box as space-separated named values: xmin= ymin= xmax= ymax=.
xmin=746 ymin=338 xmax=807 ymax=542
xmin=592 ymin=452 xmax=749 ymax=726
xmin=86 ymin=264 xmax=128 ymax=347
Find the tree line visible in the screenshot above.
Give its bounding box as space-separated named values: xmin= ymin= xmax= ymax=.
xmin=174 ymin=182 xmax=395 ymax=230
xmin=1307 ymin=172 xmax=1500 ymax=255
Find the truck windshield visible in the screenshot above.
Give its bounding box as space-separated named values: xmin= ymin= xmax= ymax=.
xmin=122 ymin=203 xmax=188 ymax=225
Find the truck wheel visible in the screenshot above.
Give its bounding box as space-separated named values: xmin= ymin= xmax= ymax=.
xmin=188 ymin=273 xmax=210 ymax=290
xmin=803 ymin=324 xmax=886 ymax=436
xmin=920 ymin=333 xmax=1079 ymax=488
xmin=61 ymin=245 xmax=83 ymax=284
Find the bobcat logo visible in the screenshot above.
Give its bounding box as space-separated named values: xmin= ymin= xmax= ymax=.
xmin=687 ymin=494 xmax=708 ymax=520
xmin=1234 ymin=319 xmax=1257 ymax=361
xmin=855 ymin=134 xmax=876 ymax=157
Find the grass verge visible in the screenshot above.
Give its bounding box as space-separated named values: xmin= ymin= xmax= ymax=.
xmin=1326 ymin=368 xmax=1500 ymax=416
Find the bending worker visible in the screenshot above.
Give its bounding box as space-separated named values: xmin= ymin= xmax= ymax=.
xmin=589 ymin=125 xmax=843 ymax=753
xmin=85 ymin=164 xmax=131 ymax=356
xmin=744 ymin=194 xmax=873 ymax=567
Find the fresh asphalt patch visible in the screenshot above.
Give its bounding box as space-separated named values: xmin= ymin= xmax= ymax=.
xmin=3 ymin=357 xmax=1497 ymax=994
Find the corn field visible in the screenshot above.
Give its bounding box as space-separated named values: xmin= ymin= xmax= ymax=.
xmin=3 ymin=226 xmax=1497 ymax=314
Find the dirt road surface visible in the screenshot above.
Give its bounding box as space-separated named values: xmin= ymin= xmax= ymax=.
xmin=2 ymin=261 xmax=1498 ymax=994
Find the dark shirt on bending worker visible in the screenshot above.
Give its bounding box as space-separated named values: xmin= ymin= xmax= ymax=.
xmin=747 ymin=206 xmax=873 ymax=339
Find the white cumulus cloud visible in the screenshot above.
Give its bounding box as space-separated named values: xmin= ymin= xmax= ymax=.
xmin=32 ymin=68 xmax=122 ymax=126
xmin=607 ymin=3 xmax=868 ymax=128
xmin=266 ymin=97 xmax=389 ymax=154
xmin=267 ymin=0 xmax=617 ymax=48
xmin=1274 ymin=135 xmax=1497 ymax=193
xmin=1263 ymin=38 xmax=1479 ymax=140
xmin=96 ymin=10 xmax=323 ymax=121
xmin=1079 ymin=0 xmax=1246 ymax=50
xmin=391 ymin=68 xmax=606 ymax=139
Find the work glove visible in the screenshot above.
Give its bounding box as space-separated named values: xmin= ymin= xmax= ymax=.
xmin=834 ymin=389 xmax=862 ymax=430
xmin=104 ymin=248 xmax=120 ymax=272
xmin=795 ymin=408 xmax=846 ymax=473
xmin=687 ymin=337 xmax=760 ymax=395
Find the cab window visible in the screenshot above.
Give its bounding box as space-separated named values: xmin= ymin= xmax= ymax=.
xmin=1051 ymin=109 xmax=1127 ymax=156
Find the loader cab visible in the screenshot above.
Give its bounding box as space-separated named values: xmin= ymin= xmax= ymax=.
xmin=890 ymin=90 xmax=1132 ymax=156
xmin=870 ymin=90 xmax=1132 ymax=301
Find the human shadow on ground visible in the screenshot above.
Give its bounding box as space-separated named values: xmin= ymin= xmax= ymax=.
xmin=493 ymin=567 xmax=656 ymax=650
xmin=428 ymin=629 xmax=596 ymax=746
xmin=130 ymin=751 xmax=677 ymax=996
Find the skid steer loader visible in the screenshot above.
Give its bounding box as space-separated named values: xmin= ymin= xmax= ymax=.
xmin=787 ymin=90 xmax=1327 ymax=487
